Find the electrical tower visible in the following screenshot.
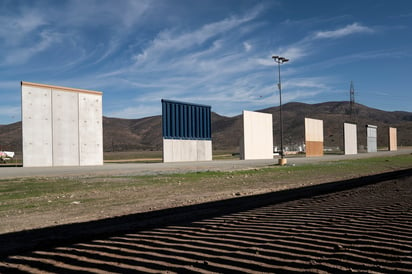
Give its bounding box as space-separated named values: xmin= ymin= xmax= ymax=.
xmin=349 ymin=80 xmax=355 ymax=121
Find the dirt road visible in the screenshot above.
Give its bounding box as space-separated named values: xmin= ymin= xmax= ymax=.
xmin=1 ymin=149 xmax=411 ymax=179
xmin=1 ymin=171 xmax=411 ymax=273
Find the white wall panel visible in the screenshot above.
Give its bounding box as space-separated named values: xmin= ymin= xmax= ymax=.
xmin=241 ymin=110 xmax=273 ymax=160
xmin=197 ymin=140 xmax=212 ymax=161
xmin=305 ymin=118 xmax=323 ymax=141
xmin=78 ymin=93 xmax=103 ymax=166
xmin=22 ymin=82 xmax=103 ymax=167
xmin=367 ymin=125 xmax=377 ymax=153
xmin=52 ymin=90 xmax=79 ymax=166
xmin=22 ymin=85 xmax=53 ymax=167
xmin=163 ymin=139 xmax=212 ymax=162
xmin=344 ymin=123 xmax=357 ymax=155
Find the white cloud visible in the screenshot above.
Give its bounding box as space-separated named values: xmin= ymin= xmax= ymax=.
xmin=0 ymin=11 xmax=47 ymax=45
xmin=106 ymin=104 xmax=161 ymax=119
xmin=313 ymin=23 xmax=374 ymax=39
xmin=243 ymin=42 xmax=252 ymax=52
xmin=132 ymin=8 xmax=261 ymax=66
xmin=2 ymin=30 xmax=61 ymax=65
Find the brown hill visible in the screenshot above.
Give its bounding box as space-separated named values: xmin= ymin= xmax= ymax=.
xmin=257 ymin=101 xmax=412 ymax=151
xmin=1 ymin=101 xmax=411 ymax=154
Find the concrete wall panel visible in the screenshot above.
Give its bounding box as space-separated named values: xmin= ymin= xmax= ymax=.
xmin=22 ymin=85 xmax=53 ymax=167
xmin=344 ymin=123 xmax=357 ymax=155
xmin=163 ymin=139 xmax=212 ymax=162
xmin=197 ymin=140 xmax=212 ymax=161
xmin=389 ymin=127 xmax=397 ymax=151
xmin=22 ymin=82 xmax=103 ymax=167
xmin=241 ymin=110 xmax=273 ymax=160
xmin=367 ymin=125 xmax=377 ymax=153
xmin=52 ymin=90 xmax=79 ymax=166
xmin=305 ymin=118 xmax=324 ymax=157
xmin=305 ymin=118 xmax=323 ymax=142
xmin=78 ymin=93 xmax=103 ymax=166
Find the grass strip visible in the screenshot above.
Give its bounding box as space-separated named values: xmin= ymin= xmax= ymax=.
xmin=0 ymin=154 xmax=411 ymax=233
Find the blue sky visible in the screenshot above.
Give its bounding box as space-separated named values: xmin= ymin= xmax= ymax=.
xmin=1 ymin=0 xmax=411 ymax=124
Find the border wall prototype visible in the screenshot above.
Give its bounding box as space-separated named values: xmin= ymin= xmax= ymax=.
xmin=366 ymin=124 xmax=377 ymax=152
xmin=389 ymin=127 xmax=397 ymax=151
xmin=240 ymin=110 xmax=273 ymax=160
xmin=162 ymin=99 xmax=212 ymax=162
xmin=305 ymin=118 xmax=324 ymax=157
xmin=21 ymin=81 xmax=103 ymax=167
xmin=344 ymin=123 xmax=357 ymax=155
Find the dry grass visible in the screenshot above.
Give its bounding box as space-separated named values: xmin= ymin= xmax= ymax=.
xmin=0 ymin=154 xmax=411 ymax=234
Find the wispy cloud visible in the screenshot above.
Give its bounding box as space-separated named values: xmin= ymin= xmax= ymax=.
xmin=0 ymin=0 xmax=408 ymax=124
xmin=243 ymin=42 xmax=252 ymax=52
xmin=132 ymin=7 xmax=262 ymax=67
xmin=313 ymin=23 xmax=374 ymax=39
xmin=0 ymin=11 xmax=47 ymax=45
xmin=2 ymin=30 xmax=62 ymax=65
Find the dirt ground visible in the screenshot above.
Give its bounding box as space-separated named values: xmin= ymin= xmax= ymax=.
xmin=0 ymin=172 xmax=411 ymax=273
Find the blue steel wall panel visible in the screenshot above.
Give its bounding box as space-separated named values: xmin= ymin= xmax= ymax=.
xmin=161 ymin=99 xmax=211 ymax=140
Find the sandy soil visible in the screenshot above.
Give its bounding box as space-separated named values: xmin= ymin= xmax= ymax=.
xmin=0 ymin=172 xmax=411 ymax=273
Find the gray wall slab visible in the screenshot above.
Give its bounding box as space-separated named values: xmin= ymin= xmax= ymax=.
xmin=344 ymin=123 xmax=357 ymax=155
xmin=78 ymin=93 xmax=103 ymax=166
xmin=163 ymin=139 xmax=212 ymax=162
xmin=367 ymin=125 xmax=377 ymax=152
xmin=22 ymin=82 xmax=103 ymax=167
xmin=22 ymin=85 xmax=53 ymax=167
xmin=52 ymin=90 xmax=80 ymax=166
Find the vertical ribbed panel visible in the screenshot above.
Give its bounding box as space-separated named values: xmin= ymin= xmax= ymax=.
xmin=161 ymin=99 xmax=211 ymax=140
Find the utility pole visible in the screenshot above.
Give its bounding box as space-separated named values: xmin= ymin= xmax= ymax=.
xmin=272 ymin=55 xmax=289 ymax=165
xmin=350 ymin=80 xmax=355 ymax=121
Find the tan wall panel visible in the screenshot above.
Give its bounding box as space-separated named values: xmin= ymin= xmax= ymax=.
xmin=389 ymin=127 xmax=397 ymax=151
xmin=306 ymin=141 xmax=324 ymax=157
xmin=305 ymin=118 xmax=323 ymax=157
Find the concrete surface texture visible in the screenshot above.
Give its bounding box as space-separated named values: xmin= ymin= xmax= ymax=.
xmin=21 ymin=84 xmax=53 ymax=167
xmin=367 ymin=124 xmax=378 ymax=153
xmin=389 ymin=127 xmax=397 ymax=151
xmin=52 ymin=89 xmax=79 ymax=166
xmin=21 ymin=82 xmax=103 ymax=167
xmin=240 ymin=110 xmax=273 ymax=160
xmin=78 ymin=92 xmax=104 ymax=166
xmin=305 ymin=117 xmax=324 ymax=157
xmin=344 ymin=123 xmax=357 ymax=155
xmin=163 ymin=139 xmax=212 ymax=162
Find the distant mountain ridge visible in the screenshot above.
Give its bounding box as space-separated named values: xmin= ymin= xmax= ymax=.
xmin=1 ymin=101 xmax=411 ymax=154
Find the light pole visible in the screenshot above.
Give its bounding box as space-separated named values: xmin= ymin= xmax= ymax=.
xmin=272 ymin=55 xmax=289 ymax=165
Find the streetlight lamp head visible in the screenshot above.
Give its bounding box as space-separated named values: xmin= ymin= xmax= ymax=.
xmin=272 ymin=55 xmax=289 ymax=64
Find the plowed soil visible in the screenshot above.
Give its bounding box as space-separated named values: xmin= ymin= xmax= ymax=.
xmin=0 ymin=173 xmax=411 ymax=273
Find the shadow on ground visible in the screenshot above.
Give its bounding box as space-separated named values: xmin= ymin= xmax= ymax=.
xmin=1 ymin=168 xmax=411 ymax=272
